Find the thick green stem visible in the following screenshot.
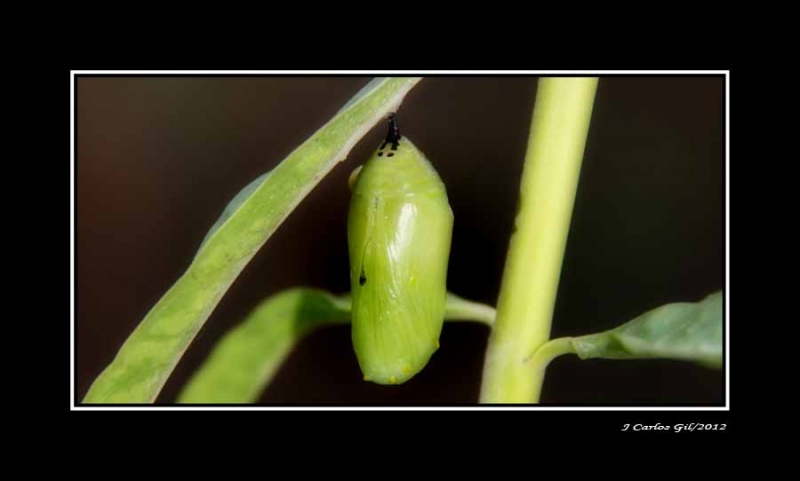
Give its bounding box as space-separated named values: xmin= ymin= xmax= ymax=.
xmin=479 ymin=78 xmax=598 ymax=403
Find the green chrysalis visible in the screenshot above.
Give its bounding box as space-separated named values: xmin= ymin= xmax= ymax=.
xmin=347 ymin=115 xmax=453 ymax=385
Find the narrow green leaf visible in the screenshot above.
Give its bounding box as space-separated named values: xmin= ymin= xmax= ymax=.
xmin=571 ymin=291 xmax=723 ymax=369
xmin=177 ymin=288 xmax=350 ymax=404
xmin=177 ymin=288 xmax=495 ymax=404
xmin=83 ymin=78 xmax=423 ymax=404
xmin=196 ymin=171 xmax=272 ymax=255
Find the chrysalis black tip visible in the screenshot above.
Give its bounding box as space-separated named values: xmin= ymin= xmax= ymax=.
xmin=385 ymin=114 xmax=401 ymax=150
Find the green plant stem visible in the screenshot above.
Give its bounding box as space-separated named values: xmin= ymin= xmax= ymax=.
xmin=444 ymin=293 xmax=497 ymax=327
xmin=479 ymin=78 xmax=598 ymax=404
xmin=523 ymin=337 xmax=576 ymax=392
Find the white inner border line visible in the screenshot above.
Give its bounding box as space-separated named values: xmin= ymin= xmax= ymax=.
xmin=71 ymin=70 xmax=729 ymax=75
xmin=70 ymin=72 xmax=76 ymax=409
xmin=725 ymin=71 xmax=730 ymax=410
xmin=70 ymin=70 xmax=730 ymax=411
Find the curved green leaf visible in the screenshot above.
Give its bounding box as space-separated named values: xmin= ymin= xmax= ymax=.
xmin=177 ymin=288 xmax=495 ymax=404
xmin=196 ymin=171 xmax=272 ymax=255
xmin=83 ymin=78 xmax=423 ymax=404
xmin=571 ymin=291 xmax=723 ymax=369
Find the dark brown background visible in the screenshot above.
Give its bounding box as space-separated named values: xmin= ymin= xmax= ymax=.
xmin=76 ymin=76 xmax=725 ymax=405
